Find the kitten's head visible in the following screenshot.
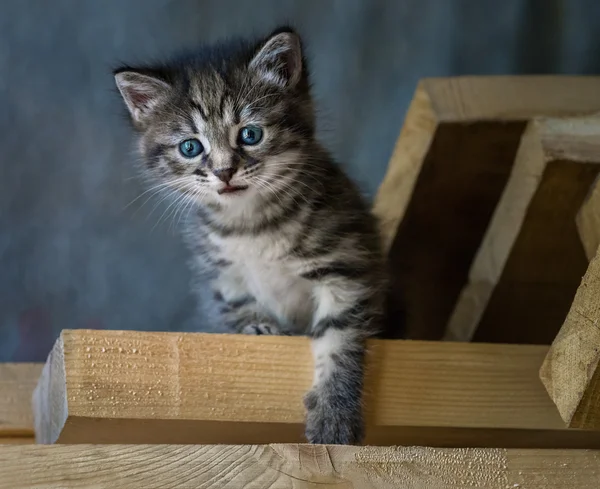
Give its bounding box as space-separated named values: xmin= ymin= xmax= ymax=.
xmin=114 ymin=27 xmax=314 ymax=209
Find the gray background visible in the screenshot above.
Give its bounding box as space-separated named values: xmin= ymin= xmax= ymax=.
xmin=1 ymin=0 xmax=599 ymax=361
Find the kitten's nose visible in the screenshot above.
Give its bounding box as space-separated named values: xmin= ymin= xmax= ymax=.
xmin=213 ymin=168 xmax=235 ymax=184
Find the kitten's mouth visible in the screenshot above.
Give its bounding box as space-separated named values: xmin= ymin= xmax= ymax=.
xmin=217 ymin=184 xmax=248 ymax=195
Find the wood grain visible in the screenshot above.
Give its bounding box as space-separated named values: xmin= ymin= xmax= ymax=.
xmin=31 ymin=329 xmax=600 ymax=447
xmin=2 ymin=444 xmax=600 ymax=489
xmin=0 ymin=363 xmax=42 ymax=438
xmin=373 ymin=76 xmax=600 ymax=340
xmin=446 ymin=116 xmax=600 ymax=344
xmin=540 ymin=250 xmax=600 ymax=429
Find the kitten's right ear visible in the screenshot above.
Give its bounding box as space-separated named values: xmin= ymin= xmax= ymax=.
xmin=114 ymin=70 xmax=171 ymax=126
xmin=249 ymin=29 xmax=303 ymax=89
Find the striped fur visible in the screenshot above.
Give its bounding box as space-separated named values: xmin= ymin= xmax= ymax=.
xmin=115 ymin=27 xmax=387 ymax=445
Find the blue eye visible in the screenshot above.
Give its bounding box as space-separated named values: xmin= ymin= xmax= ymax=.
xmin=239 ymin=126 xmax=263 ymax=146
xmin=179 ymin=138 xmax=203 ymax=158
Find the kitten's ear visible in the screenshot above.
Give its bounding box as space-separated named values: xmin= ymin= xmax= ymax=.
xmin=114 ymin=70 xmax=171 ymax=126
xmin=249 ymin=30 xmax=303 ymax=88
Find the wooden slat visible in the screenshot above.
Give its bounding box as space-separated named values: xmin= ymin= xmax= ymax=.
xmin=540 ymin=248 xmax=600 ymax=430
xmin=31 ymin=329 xmax=600 ymax=447
xmin=373 ymin=76 xmax=600 ymax=340
xmin=1 ymin=444 xmax=600 ymax=489
xmin=0 ymin=364 xmax=42 ymax=438
xmin=445 ymin=116 xmax=600 ymax=344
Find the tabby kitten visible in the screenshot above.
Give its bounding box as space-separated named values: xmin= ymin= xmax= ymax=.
xmin=114 ymin=27 xmax=387 ymax=444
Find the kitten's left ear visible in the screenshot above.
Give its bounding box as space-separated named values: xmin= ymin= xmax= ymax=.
xmin=114 ymin=69 xmax=171 ymax=126
xmin=249 ymin=30 xmax=303 ymax=88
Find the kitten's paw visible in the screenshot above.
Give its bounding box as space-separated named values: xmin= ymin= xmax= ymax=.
xmin=303 ymin=388 xmax=364 ymax=445
xmin=241 ymin=322 xmax=281 ymax=335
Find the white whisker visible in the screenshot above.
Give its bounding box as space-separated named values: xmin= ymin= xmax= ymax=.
xmin=146 ymin=180 xmax=196 ymax=225
xmin=123 ymin=177 xmax=192 ymax=212
xmin=152 ymin=182 xmax=198 ymax=232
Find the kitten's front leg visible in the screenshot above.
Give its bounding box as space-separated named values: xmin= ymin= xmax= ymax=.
xmin=212 ymin=272 xmax=281 ymax=335
xmin=214 ymin=293 xmax=282 ymax=335
xmin=214 ymin=280 xmax=282 ymax=335
xmin=304 ymin=282 xmax=376 ymax=445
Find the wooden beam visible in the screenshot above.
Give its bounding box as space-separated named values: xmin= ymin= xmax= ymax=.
xmin=2 ymin=444 xmax=600 ymax=489
xmin=373 ymin=76 xmax=600 ymax=340
xmin=540 ymin=248 xmax=600 ymax=429
xmin=0 ymin=364 xmax=42 ymax=438
xmin=31 ymin=329 xmax=600 ymax=447
xmin=445 ymin=116 xmax=600 ymax=344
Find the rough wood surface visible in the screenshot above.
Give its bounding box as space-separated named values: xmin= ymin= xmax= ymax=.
xmin=2 ymin=444 xmax=600 ymax=489
xmin=373 ymin=76 xmax=600 ymax=340
xmin=445 ymin=116 xmax=600 ymax=343
xmin=31 ymin=329 xmax=600 ymax=448
xmin=0 ymin=363 xmax=42 ymax=438
xmin=540 ymin=249 xmax=600 ymax=430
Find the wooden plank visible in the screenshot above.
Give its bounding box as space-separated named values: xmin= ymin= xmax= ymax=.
xmin=540 ymin=249 xmax=600 ymax=430
xmin=1 ymin=444 xmax=600 ymax=489
xmin=445 ymin=116 xmax=600 ymax=343
xmin=0 ymin=364 xmax=42 ymax=438
xmin=31 ymin=329 xmax=600 ymax=447
xmin=373 ymin=76 xmax=600 ymax=340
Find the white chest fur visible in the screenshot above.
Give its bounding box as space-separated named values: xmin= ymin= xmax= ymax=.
xmin=210 ymin=232 xmax=314 ymax=332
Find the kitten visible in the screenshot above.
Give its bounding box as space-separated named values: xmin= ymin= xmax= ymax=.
xmin=114 ymin=26 xmax=387 ymax=445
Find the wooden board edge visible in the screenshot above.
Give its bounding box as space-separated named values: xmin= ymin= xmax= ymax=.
xmin=421 ymin=76 xmax=600 ymax=122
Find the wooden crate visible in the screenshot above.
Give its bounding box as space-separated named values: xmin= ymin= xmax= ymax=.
xmin=374 ymin=76 xmax=600 ymax=340
xmin=445 ymin=115 xmax=600 ymax=343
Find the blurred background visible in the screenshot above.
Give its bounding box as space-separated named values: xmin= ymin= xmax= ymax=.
xmin=1 ymin=0 xmax=599 ymax=361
